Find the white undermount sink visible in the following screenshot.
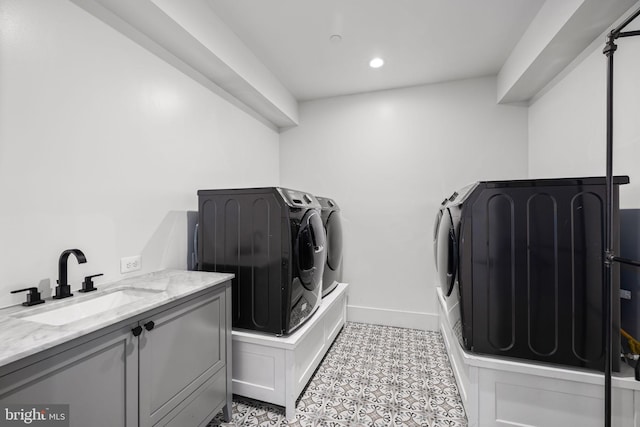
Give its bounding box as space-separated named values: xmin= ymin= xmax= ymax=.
xmin=16 ymin=288 xmax=161 ymax=326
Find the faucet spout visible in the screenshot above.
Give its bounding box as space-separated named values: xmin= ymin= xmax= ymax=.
xmin=55 ymin=249 xmax=87 ymax=299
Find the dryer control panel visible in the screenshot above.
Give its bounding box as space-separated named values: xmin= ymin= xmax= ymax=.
xmin=278 ymin=188 xmax=321 ymax=209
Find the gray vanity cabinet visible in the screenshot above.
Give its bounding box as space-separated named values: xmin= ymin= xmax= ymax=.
xmin=0 ymin=281 xmax=232 ymax=427
xmin=0 ymin=324 xmax=138 ymax=427
xmin=139 ymin=286 xmax=231 ymax=426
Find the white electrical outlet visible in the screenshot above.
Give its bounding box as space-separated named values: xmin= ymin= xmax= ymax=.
xmin=120 ymin=255 xmax=141 ymax=273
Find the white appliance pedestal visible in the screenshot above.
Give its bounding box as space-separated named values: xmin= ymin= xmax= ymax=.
xmin=231 ymin=283 xmax=348 ymax=420
xmin=437 ymin=288 xmax=640 ymax=427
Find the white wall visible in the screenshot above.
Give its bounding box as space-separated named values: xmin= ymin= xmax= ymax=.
xmin=529 ymin=2 xmax=640 ymax=209
xmin=0 ymin=0 xmax=279 ymax=308
xmin=280 ymin=77 xmax=529 ymax=330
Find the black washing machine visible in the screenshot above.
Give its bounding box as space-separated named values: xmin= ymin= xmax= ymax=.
xmin=436 ymin=176 xmax=629 ymax=372
xmin=316 ymin=196 xmax=343 ymax=297
xmin=197 ymin=187 xmax=326 ymax=335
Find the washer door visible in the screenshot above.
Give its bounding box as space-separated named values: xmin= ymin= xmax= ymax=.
xmin=436 ymin=208 xmax=458 ymax=297
xmin=296 ymin=210 xmax=326 ymax=291
xmin=326 ymin=210 xmax=343 ymax=272
xmin=433 ymin=208 xmax=444 ymax=268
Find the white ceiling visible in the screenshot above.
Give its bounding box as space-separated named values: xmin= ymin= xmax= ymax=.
xmin=73 ymin=0 xmax=638 ymax=127
xmin=207 ymin=0 xmax=546 ymax=101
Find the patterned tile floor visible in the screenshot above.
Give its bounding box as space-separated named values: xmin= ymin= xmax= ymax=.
xmin=208 ymin=322 xmax=467 ymax=426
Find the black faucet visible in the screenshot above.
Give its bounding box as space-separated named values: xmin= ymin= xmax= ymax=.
xmin=54 ymin=249 xmax=86 ymax=299
xmin=11 ymin=287 xmax=45 ymax=306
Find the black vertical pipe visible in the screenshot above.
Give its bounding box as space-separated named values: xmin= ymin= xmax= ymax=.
xmin=603 ymin=32 xmax=616 ymax=427
xmin=601 ymin=6 xmax=640 ymax=427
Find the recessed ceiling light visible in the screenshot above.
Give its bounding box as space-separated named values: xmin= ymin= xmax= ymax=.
xmin=369 ymin=57 xmax=384 ymax=68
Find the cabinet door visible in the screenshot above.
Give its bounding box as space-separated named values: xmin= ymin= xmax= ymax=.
xmin=138 ymin=290 xmax=226 ymax=426
xmin=0 ymin=325 xmax=138 ymax=427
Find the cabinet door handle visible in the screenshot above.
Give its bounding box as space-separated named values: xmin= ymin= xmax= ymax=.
xmin=132 ymin=325 xmax=143 ymax=337
xmin=144 ymin=321 xmax=155 ymax=331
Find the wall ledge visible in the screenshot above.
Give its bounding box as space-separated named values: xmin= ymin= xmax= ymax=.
xmin=498 ymin=0 xmax=639 ymax=104
xmin=71 ymin=0 xmax=298 ymax=130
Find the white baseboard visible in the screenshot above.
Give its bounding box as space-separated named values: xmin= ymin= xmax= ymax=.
xmin=346 ymin=305 xmax=439 ymax=331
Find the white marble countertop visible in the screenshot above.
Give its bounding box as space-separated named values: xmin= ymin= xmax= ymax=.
xmin=0 ymin=269 xmax=233 ymax=369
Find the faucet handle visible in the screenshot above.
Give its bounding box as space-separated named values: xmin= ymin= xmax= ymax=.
xmin=79 ymin=274 xmax=103 ymax=293
xmin=11 ymin=287 xmax=45 ymax=306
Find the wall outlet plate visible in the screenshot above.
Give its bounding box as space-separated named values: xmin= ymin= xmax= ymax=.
xmin=121 ymin=255 xmax=141 ymax=274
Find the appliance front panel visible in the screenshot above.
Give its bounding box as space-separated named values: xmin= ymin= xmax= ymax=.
xmin=287 ymin=209 xmax=324 ymax=333
xmin=436 ymin=209 xmax=457 ymax=297
xmin=321 ymin=208 xmax=343 ymax=297
xmin=326 ymin=210 xmax=343 ymax=272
